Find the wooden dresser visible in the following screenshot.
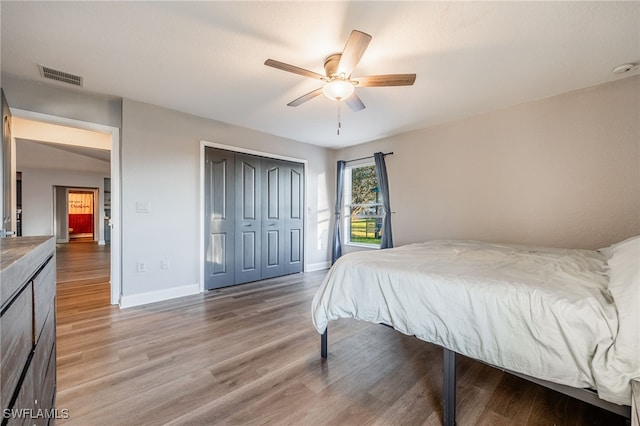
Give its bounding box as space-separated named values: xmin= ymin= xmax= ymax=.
xmin=632 ymin=379 xmax=640 ymax=426
xmin=1 ymin=236 xmax=56 ymax=426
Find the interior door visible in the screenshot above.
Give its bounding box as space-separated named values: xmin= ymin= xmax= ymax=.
xmin=1 ymin=89 xmax=13 ymax=237
xmin=234 ymin=153 xmax=262 ymax=284
xmin=261 ymin=159 xmax=285 ymax=279
xmin=284 ymin=162 xmax=304 ymax=274
xmin=204 ymin=148 xmax=235 ymax=289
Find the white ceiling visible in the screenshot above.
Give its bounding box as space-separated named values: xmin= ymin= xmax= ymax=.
xmin=1 ymin=1 xmax=639 ymax=149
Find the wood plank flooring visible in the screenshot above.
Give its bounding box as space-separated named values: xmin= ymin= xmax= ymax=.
xmin=54 ymin=243 xmax=627 ymax=425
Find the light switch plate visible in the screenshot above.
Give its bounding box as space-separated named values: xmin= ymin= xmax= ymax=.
xmin=136 ymin=201 xmax=150 ymax=213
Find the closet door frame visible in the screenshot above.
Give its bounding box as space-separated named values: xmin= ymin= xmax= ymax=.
xmin=199 ymin=141 xmax=307 ymax=292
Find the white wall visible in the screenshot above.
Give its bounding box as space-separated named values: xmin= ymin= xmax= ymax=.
xmin=2 ymin=74 xmax=335 ymax=306
xmin=20 ymin=167 xmax=107 ymax=239
xmin=17 ymin=139 xmax=110 ymax=173
xmin=17 ymin=140 xmax=110 ymax=240
xmin=1 ymin=75 xmax=121 ymax=128
xmin=336 ymin=75 xmax=640 ymax=251
xmin=120 ymin=99 xmax=333 ymax=300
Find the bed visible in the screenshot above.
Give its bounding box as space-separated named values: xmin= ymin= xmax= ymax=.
xmin=311 ymin=237 xmax=639 ymax=425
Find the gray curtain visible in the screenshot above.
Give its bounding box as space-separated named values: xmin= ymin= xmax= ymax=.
xmin=331 ymin=160 xmax=346 ymax=264
xmin=374 ymin=152 xmax=393 ymax=249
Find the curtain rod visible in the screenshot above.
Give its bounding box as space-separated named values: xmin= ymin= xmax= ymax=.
xmin=345 ymin=152 xmax=393 ymax=163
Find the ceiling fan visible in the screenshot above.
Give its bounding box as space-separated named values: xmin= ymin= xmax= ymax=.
xmin=264 ymin=30 xmax=416 ymax=112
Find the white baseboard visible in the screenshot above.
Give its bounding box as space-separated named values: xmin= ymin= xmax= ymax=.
xmin=306 ymin=261 xmax=331 ymax=272
xmin=98 ymin=240 xmax=106 ymax=246
xmin=119 ymin=283 xmax=200 ymax=309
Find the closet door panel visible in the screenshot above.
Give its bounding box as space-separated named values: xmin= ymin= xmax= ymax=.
xmin=265 ymin=230 xmax=280 ymax=265
xmin=288 ymin=228 xmax=302 ymax=264
xmin=235 ymin=155 xmax=262 ymax=284
xmin=204 ymin=148 xmax=235 ymax=289
xmin=284 ymin=163 xmax=304 ymax=274
xmin=261 ymin=160 xmax=285 ymax=278
xmin=240 ymin=231 xmax=257 ymax=269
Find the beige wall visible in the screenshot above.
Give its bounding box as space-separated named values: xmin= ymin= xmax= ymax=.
xmin=5 ymin=72 xmax=638 ymax=305
xmin=336 ymin=75 xmax=640 ymax=250
xmin=2 ymin=73 xmax=335 ymax=303
xmin=121 ymin=99 xmax=334 ymax=298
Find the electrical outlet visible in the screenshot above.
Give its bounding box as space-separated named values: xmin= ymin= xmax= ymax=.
xmin=161 ymin=259 xmax=169 ymax=270
xmin=136 ymin=262 xmax=146 ymax=272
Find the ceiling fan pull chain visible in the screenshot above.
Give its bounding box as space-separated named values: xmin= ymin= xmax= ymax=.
xmin=337 ymin=101 xmax=342 ymax=135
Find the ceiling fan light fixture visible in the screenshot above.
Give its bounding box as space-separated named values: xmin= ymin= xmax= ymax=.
xmin=322 ymin=79 xmax=354 ymax=101
xmin=265 ymin=29 xmax=414 ymax=110
xmin=612 ymin=62 xmax=638 ymax=74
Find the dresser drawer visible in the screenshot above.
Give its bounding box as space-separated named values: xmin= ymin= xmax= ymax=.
xmin=38 ymin=342 xmax=57 ymax=426
xmin=5 ymin=354 xmax=36 ymax=426
xmin=34 ymin=308 xmax=55 ymax=401
xmin=0 ymin=285 xmax=33 ymax=411
xmin=33 ymin=259 xmax=55 ymax=343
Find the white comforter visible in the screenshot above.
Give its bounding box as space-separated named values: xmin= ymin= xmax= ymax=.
xmin=311 ymin=240 xmax=631 ymax=405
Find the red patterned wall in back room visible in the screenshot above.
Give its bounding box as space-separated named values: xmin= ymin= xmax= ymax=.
xmin=69 ymin=193 xmax=93 ymax=235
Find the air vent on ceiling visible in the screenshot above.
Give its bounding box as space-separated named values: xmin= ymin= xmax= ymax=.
xmin=38 ymin=64 xmax=83 ymax=87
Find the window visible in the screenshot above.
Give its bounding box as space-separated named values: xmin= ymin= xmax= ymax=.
xmin=344 ymin=163 xmax=382 ymax=247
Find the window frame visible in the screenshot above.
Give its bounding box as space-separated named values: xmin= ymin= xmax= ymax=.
xmin=343 ymin=161 xmax=382 ymax=249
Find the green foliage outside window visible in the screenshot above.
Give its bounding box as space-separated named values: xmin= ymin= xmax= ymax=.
xmin=351 ymin=165 xmax=378 ymax=205
xmin=348 ymin=165 xmax=382 ymax=245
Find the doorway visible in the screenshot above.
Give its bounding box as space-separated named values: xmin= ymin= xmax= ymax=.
xmin=10 ymin=108 xmax=121 ymax=304
xmin=68 ymin=190 xmax=96 ymax=242
xmin=54 ymin=186 xmax=100 ymax=244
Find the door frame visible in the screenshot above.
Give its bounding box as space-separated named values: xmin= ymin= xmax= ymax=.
xmin=53 ymin=186 xmax=69 ymax=243
xmin=199 ymin=141 xmax=308 ymax=293
xmin=11 ymin=108 xmax=121 ymax=305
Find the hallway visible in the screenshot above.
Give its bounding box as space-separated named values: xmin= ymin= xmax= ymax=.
xmin=56 ymin=242 xmax=111 ymax=324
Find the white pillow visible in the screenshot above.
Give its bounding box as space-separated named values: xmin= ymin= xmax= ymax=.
xmin=594 ymin=235 xmax=640 ymax=404
xmin=598 ymin=235 xmax=640 ymax=260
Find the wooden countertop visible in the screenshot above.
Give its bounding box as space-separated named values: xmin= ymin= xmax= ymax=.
xmin=1 ymin=236 xmax=55 ymax=307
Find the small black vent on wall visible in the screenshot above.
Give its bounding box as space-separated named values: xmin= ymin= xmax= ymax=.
xmin=38 ymin=64 xmax=83 ymax=87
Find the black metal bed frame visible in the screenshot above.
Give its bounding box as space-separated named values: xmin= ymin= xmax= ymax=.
xmin=320 ymin=329 xmax=631 ymax=426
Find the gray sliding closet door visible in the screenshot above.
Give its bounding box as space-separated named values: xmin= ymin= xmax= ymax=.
xmin=204 ymin=147 xmax=304 ymax=289
xmin=261 ymin=159 xmax=286 ymax=279
xmin=284 ymin=162 xmax=304 ymax=274
xmin=205 ymin=148 xmax=235 ymax=289
xmin=235 ymin=153 xmax=262 ymax=284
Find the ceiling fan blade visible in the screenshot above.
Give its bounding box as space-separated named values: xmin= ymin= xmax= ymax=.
xmin=336 ymin=30 xmax=372 ymax=77
xmin=345 ymin=93 xmax=366 ymax=112
xmin=264 ymin=59 xmax=326 ymax=80
xmin=287 ymin=87 xmax=324 ymax=107
xmin=354 ymin=74 xmax=417 ymax=87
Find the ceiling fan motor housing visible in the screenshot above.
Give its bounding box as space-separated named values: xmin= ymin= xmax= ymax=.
xmin=324 ymin=54 xmax=343 ymax=78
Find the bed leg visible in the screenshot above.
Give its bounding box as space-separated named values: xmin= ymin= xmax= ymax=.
xmin=443 ymin=347 xmax=456 ymax=426
xmin=321 ymin=329 xmax=328 ymax=359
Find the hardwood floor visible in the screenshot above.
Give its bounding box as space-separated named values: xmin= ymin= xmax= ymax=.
xmin=55 ymin=243 xmax=626 ymax=425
